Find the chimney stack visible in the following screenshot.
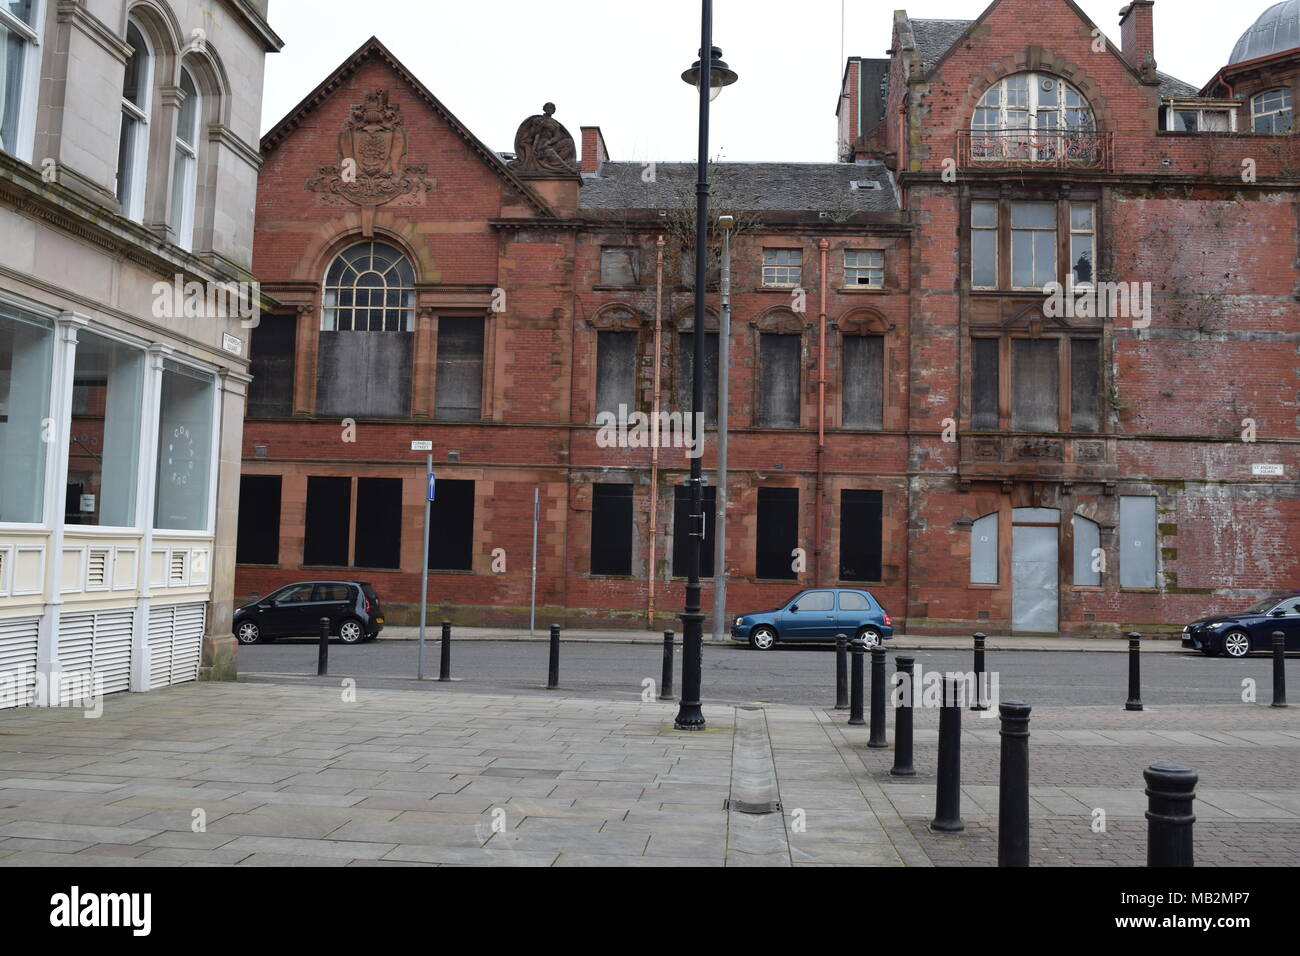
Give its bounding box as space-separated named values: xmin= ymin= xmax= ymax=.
xmin=580 ymin=127 xmax=609 ymax=174
xmin=1119 ymin=2 xmax=1158 ymax=81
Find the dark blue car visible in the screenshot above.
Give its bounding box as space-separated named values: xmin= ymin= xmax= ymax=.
xmin=1181 ymin=592 xmax=1300 ymax=657
xmin=732 ymin=588 xmax=894 ymax=650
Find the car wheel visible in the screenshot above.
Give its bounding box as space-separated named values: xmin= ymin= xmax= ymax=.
xmin=338 ymin=619 xmax=364 ymax=645
xmin=235 ymin=620 xmax=261 ymax=645
xmin=1221 ymin=630 xmax=1251 ymax=658
xmin=856 ymin=627 xmax=882 ymax=648
xmin=749 ymin=626 xmax=777 ymax=650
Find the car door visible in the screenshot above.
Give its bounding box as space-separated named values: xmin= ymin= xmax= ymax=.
xmin=267 ymin=583 xmax=315 ymax=637
xmin=313 ymin=583 xmax=355 ymax=633
xmin=1264 ymin=598 xmax=1300 ymax=650
xmin=836 ymin=590 xmax=874 ymax=635
xmin=782 ymin=590 xmax=836 ymax=640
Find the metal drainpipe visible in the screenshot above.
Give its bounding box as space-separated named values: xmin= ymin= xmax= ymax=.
xmin=815 ymin=238 xmax=828 ymax=586
xmin=646 ymin=236 xmax=665 ymax=627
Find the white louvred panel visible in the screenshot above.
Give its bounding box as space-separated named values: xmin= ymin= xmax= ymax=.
xmin=171 ymin=603 xmax=205 ymax=685
xmin=90 ymin=609 xmax=134 ymax=696
xmin=87 ymin=549 xmax=109 ymax=588
xmin=57 ymin=612 xmax=96 ymax=705
xmin=0 ymin=617 xmax=39 ymax=709
xmin=148 ymin=605 xmax=175 ymax=690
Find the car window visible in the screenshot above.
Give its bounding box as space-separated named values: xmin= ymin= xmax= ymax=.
xmin=838 ymin=591 xmax=871 ymax=611
xmin=797 ymin=591 xmax=835 ymax=612
xmin=315 ymin=584 xmax=351 ymax=602
xmin=276 ymin=585 xmax=314 ymax=604
xmin=1275 ymin=599 xmax=1300 ymax=615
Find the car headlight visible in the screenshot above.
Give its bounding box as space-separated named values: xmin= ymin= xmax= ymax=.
xmin=1182 ymin=626 xmax=1189 ymax=633
xmin=734 ymin=617 xmax=745 ymax=627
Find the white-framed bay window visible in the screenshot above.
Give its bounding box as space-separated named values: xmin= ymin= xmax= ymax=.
xmin=116 ymin=18 xmax=153 ymax=221
xmin=152 ymin=359 xmax=217 ymax=533
xmin=170 ymin=66 xmax=200 ymax=250
xmin=0 ymin=0 xmax=43 ymax=160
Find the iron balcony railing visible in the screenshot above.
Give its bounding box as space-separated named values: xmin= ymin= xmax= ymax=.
xmin=957 ymin=129 xmax=1114 ymax=170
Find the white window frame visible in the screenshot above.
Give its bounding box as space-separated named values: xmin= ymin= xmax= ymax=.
xmin=971 ymin=200 xmax=999 ymax=290
xmin=971 ymin=72 xmax=1095 ymax=162
xmin=762 ymin=248 xmax=802 ymax=288
xmin=1010 ymin=201 xmax=1057 ymax=291
xmin=1251 ymin=89 xmax=1293 ymax=134
xmin=844 ymin=249 xmax=884 ymax=288
xmin=321 ymin=240 xmax=417 ymax=332
xmin=151 ymin=356 xmax=220 ymax=537
xmin=1068 ymin=202 xmax=1096 ymax=291
xmin=116 ymin=18 xmax=153 ymax=222
xmin=0 ymin=0 xmax=44 ymax=162
xmin=170 ymin=66 xmax=200 ymax=251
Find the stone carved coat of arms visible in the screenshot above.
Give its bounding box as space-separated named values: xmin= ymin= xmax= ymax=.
xmin=308 ymin=89 xmax=433 ymax=207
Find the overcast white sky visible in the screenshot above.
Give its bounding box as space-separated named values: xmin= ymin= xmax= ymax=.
xmin=261 ymin=0 xmax=1268 ymax=162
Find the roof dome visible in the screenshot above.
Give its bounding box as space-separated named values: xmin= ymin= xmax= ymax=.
xmin=1230 ymin=1 xmax=1300 ymax=64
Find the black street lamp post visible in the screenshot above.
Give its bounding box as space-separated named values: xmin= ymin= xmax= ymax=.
xmin=675 ymin=2 xmax=737 ymax=731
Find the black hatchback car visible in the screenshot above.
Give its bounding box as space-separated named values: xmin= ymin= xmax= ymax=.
xmin=1182 ymin=592 xmax=1300 ymax=657
xmin=234 ymin=581 xmax=384 ymax=645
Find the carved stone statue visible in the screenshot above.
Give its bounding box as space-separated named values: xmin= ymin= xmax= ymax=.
xmin=509 ymin=103 xmax=578 ymax=176
xmin=307 ymin=88 xmax=432 ymax=207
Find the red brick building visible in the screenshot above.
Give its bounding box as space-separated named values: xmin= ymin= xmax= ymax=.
xmin=238 ymin=0 xmax=1298 ymax=638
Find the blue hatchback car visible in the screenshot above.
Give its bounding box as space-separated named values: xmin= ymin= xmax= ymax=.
xmin=731 ymin=588 xmax=894 ymax=650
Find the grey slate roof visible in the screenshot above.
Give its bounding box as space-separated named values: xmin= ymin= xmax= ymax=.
xmin=579 ymin=162 xmax=899 ymax=214
xmin=906 ymin=16 xmax=1200 ymax=101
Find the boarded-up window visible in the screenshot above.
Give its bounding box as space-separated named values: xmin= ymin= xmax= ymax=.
xmin=247 ymin=314 xmax=295 ymax=419
xmin=759 ymin=334 xmax=800 ymax=428
xmin=1119 ymin=496 xmax=1157 ymax=589
xmin=972 ymin=338 xmax=1000 ymax=430
xmin=1012 ymin=338 xmax=1058 ymax=432
xmin=354 ymin=477 xmax=402 ymax=570
xmin=756 ymin=488 xmax=798 ymax=580
xmin=676 ymin=332 xmax=718 ymax=425
xmin=1070 ymin=338 xmax=1100 ymax=433
xmin=236 ymin=475 xmax=281 ymax=565
xmin=428 ymin=479 xmax=474 ymax=571
xmin=840 ymin=490 xmax=883 ymax=582
xmin=316 ymin=331 xmax=412 ymax=419
xmin=1072 ymin=514 xmax=1101 ymax=586
xmin=591 ymin=484 xmax=633 ymax=575
xmin=842 ymin=335 xmax=884 ymax=430
xmin=971 ymin=513 xmax=998 ymax=584
xmin=672 ymin=484 xmax=716 ymax=577
xmin=600 ymin=247 xmax=639 ymax=287
xmin=304 ymin=476 xmax=351 ymax=567
xmin=435 ymin=317 xmax=484 ymax=421
xmin=595 ymin=331 xmax=637 ymax=418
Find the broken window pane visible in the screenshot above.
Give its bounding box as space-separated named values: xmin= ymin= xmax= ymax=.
xmin=971 ymin=338 xmax=1000 ymax=430
xmin=1012 ymin=338 xmax=1059 ymax=432
xmin=1070 ymin=338 xmax=1100 ymax=433
xmin=590 ymin=483 xmax=633 ymax=575
xmin=840 ymin=489 xmax=883 ymax=582
xmin=842 ymin=335 xmax=884 ymax=430
xmin=756 ymin=487 xmax=798 ymax=580
xmin=759 ymin=333 xmax=800 ymax=428
xmin=595 ymin=331 xmax=637 ymax=419
xmin=435 ymin=317 xmax=484 ymax=421
xmin=672 ymin=484 xmax=715 ymax=578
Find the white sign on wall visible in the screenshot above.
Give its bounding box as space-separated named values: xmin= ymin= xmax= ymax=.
xmin=221 ymin=333 xmax=243 ymax=356
xmin=1252 ymin=464 xmax=1284 ymax=477
xmin=411 ymin=441 xmax=433 ymax=451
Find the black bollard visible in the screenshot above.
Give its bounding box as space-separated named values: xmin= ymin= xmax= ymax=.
xmin=972 ymin=632 xmax=989 ymax=711
xmin=848 ymin=638 xmax=866 ymax=726
xmin=317 ymin=616 xmax=329 ymax=676
xmin=547 ymin=624 xmax=560 ymax=690
xmin=997 ymin=700 xmax=1032 ymax=867
xmin=890 ymin=656 xmax=916 ymax=777
xmin=661 ymin=630 xmax=675 ymax=702
xmin=1125 ymin=632 xmax=1144 ymax=712
xmin=439 ymin=620 xmax=452 ymax=682
xmin=1272 ymin=631 xmax=1288 ymax=708
xmin=1144 ymin=763 xmax=1197 ymax=867
xmin=932 ymin=677 xmax=965 ymax=832
xmin=835 ymin=634 xmax=849 ymax=710
xmin=868 ymin=644 xmax=888 ymax=748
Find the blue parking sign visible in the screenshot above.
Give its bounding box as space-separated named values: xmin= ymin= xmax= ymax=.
xmin=427 ymin=473 xmax=436 ymax=501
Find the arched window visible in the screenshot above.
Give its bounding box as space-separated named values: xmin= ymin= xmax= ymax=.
xmin=1252 ymin=89 xmax=1293 ymax=133
xmin=971 ymin=73 xmax=1095 ymax=163
xmin=1072 ymin=514 xmax=1101 ymax=586
xmin=322 ymin=241 xmax=416 ymax=332
xmin=170 ymin=66 xmax=200 ymax=250
xmin=116 ymin=19 xmax=153 ymax=220
xmin=971 ymin=513 xmax=998 ymax=585
xmin=0 ymin=0 xmax=43 ymax=159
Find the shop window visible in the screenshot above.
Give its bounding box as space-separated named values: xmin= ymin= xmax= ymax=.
xmin=67 ymin=332 xmax=145 ymax=527
xmin=0 ymin=304 xmax=53 ymax=523
xmin=153 ymin=361 xmax=214 ymax=532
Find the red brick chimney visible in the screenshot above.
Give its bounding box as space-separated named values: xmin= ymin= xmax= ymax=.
xmin=580 ymin=127 xmax=609 ymax=174
xmin=1119 ymin=1 xmax=1157 ymax=79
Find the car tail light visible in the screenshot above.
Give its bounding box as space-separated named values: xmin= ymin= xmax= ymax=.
xmin=364 ymin=595 xmax=372 ymax=613
xmin=883 ymin=612 xmax=892 ymax=627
